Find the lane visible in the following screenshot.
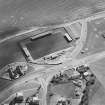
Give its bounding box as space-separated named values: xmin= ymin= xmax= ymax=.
xmin=86 ymin=10 xmax=105 ymax=22
xmin=14 ymin=49 xmax=105 ymax=88
xmin=2 ymin=11 xmax=105 ymax=104
xmin=0 ymin=80 xmax=40 ymax=103
xmin=1 ymin=87 xmax=39 ymax=104
xmin=70 ymin=20 xmax=87 ymax=58
xmin=0 ymin=0 xmax=97 ymax=41
xmin=38 ymin=78 xmax=47 ymax=105
xmin=1 ymin=9 xmax=105 ymax=45
xmin=82 ymin=50 xmax=105 ymax=64
xmin=0 ymin=78 xmax=13 ymax=92
xmin=0 ymin=11 xmax=105 ymax=71
xmin=89 ymin=58 xmax=105 ymax=89
xmin=3 ymin=42 xmax=105 ymax=97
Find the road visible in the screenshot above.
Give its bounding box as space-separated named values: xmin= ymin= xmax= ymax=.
xmin=2 ymin=11 xmax=105 ymax=105
xmin=38 ymin=78 xmax=48 ymax=105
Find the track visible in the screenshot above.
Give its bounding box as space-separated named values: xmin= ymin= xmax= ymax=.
xmin=2 ymin=11 xmax=105 ymax=105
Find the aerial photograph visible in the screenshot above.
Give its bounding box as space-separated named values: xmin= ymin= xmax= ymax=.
xmin=0 ymin=0 xmax=105 ymax=105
